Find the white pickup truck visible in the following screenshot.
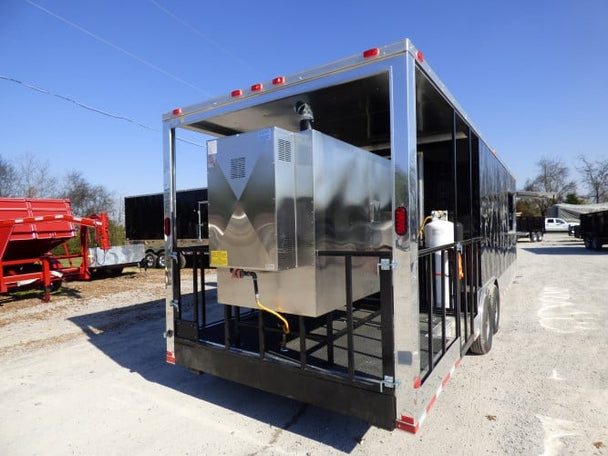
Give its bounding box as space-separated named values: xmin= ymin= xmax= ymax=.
xmin=544 ymin=217 xmax=571 ymax=232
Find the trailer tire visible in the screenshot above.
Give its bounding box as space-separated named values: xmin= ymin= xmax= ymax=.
xmin=536 ymin=232 xmax=543 ymax=242
xmin=489 ymin=284 xmax=500 ymax=334
xmin=470 ymin=293 xmax=493 ymax=355
xmin=584 ymin=236 xmax=592 ymax=250
xmin=157 ymin=252 xmax=166 ymax=268
xmin=592 ymin=237 xmax=602 ymax=251
xmin=143 ymin=252 xmax=157 ymax=269
xmin=178 ymin=253 xmax=187 ymax=269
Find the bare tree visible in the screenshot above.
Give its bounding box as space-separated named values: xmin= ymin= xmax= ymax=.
xmin=61 ymin=171 xmax=115 ymax=217
xmin=14 ymin=153 xmax=58 ymax=198
xmin=0 ymin=155 xmax=18 ymax=197
xmin=577 ymin=155 xmax=608 ymax=203
xmin=524 ymin=157 xmax=577 ymax=216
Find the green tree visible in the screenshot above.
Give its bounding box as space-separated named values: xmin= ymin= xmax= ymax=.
xmin=565 ymin=193 xmax=585 ymax=205
xmin=516 ymin=199 xmax=540 ymax=216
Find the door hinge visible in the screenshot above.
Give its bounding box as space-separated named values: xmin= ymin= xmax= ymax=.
xmin=381 ymin=375 xmax=401 ymax=392
xmin=377 ymin=258 xmax=398 ymax=271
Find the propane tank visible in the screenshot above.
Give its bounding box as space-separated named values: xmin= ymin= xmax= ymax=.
xmin=424 ymin=211 xmax=453 ymax=309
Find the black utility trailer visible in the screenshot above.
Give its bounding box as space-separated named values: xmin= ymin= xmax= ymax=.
xmin=516 ymin=215 xmax=544 ymax=242
xmin=125 ymin=188 xmax=208 ymax=268
xmin=580 ymin=209 xmax=608 ymax=250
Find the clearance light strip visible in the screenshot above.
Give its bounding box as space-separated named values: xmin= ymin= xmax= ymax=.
xmin=170 ymin=45 xmax=426 ymax=118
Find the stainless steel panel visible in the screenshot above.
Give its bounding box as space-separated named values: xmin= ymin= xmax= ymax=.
xmin=88 ymin=244 xmax=145 ymax=268
xmin=210 ymin=127 xmax=392 ymax=317
xmin=163 ymin=125 xmax=177 ymax=357
xmin=391 ymin=53 xmax=419 ymax=420
xmin=208 ymin=128 xmax=296 ymax=271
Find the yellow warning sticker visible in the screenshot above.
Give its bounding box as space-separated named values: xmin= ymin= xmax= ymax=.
xmin=210 ymin=250 xmax=228 ymax=267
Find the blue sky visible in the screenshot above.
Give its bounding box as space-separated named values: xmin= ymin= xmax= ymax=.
xmin=1 ymin=0 xmax=607 ymax=201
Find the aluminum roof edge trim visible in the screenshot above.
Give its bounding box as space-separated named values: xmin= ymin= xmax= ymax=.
xmin=162 ymin=39 xmax=414 ymax=123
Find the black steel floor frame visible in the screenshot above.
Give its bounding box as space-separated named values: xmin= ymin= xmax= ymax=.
xmin=174 ymin=337 xmax=397 ymax=430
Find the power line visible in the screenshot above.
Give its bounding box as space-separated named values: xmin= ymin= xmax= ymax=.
xmin=0 ymin=74 xmax=202 ymax=148
xmin=148 ymin=0 xmax=256 ymax=72
xmin=24 ymin=0 xmax=208 ymax=95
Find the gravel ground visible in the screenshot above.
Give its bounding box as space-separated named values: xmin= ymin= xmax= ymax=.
xmin=0 ymin=233 xmax=606 ymax=455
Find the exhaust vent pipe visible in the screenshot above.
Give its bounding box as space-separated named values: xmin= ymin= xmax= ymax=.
xmin=295 ymin=101 xmax=314 ymax=131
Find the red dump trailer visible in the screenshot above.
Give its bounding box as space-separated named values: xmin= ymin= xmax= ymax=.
xmin=0 ymin=198 xmax=109 ymax=301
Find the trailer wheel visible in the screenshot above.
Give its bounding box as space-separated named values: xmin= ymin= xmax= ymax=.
xmin=584 ymin=236 xmax=592 ymax=250
xmin=489 ymin=283 xmax=500 ymax=334
xmin=156 ymin=252 xmax=166 ymax=268
xmin=50 ymin=280 xmax=62 ymax=292
xmin=536 ymin=232 xmax=543 ymax=242
xmin=143 ymin=252 xmax=157 ymax=268
xmin=470 ymin=292 xmax=493 ymax=355
xmin=178 ymin=253 xmax=187 ymax=269
xmin=591 ymin=237 xmax=602 ymax=250
xmin=529 ymin=232 xmax=536 ymax=242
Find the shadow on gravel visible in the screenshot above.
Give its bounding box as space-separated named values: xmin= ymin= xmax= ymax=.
xmin=69 ymin=296 xmax=368 ymax=453
xmin=522 ymin=246 xmax=603 ymax=255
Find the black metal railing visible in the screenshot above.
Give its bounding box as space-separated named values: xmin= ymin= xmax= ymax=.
xmin=173 ymin=245 xmax=208 ymax=341
xmin=316 ymin=250 xmax=394 ymax=385
xmin=173 ymin=248 xmax=394 ymax=389
xmin=418 ymin=237 xmax=481 ymax=382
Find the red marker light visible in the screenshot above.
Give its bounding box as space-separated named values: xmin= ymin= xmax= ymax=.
xmin=164 ymin=217 xmax=171 ymax=236
xmin=251 ymin=83 xmax=263 ymax=92
xmin=416 ymin=51 xmax=424 ymax=62
xmin=231 ymin=89 xmax=243 ymax=97
xmin=272 ymin=76 xmax=285 ymax=85
xmin=166 ymin=351 xmax=176 ymax=364
xmin=363 ymin=47 xmax=380 ymax=59
xmin=395 ymin=206 xmax=408 ymax=236
xmin=172 ymin=108 xmax=182 ymax=115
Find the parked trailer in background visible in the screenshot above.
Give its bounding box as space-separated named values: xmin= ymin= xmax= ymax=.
xmin=0 ymin=198 xmax=109 ymax=300
xmin=0 ymin=198 xmax=144 ymax=300
xmin=516 ymin=215 xmax=544 ymax=242
xmin=580 ymin=209 xmax=608 ymax=250
xmin=124 ymin=188 xmax=208 ymax=268
xmin=162 ymin=40 xmax=517 ymax=432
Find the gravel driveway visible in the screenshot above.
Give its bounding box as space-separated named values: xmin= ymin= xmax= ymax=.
xmin=0 ymin=233 xmax=606 ymax=455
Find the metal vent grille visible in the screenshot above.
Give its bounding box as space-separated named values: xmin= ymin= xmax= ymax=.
xmin=278 ymin=139 xmax=292 ymax=162
xmin=230 ymin=157 xmax=246 ymax=179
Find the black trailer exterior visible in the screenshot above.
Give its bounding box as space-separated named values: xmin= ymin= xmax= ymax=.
xmin=162 ymin=40 xmax=516 ymax=433
xmin=580 ymin=209 xmax=608 ymax=250
xmin=516 ymin=215 xmax=544 ymax=242
xmin=125 ymin=188 xmax=208 ymax=267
